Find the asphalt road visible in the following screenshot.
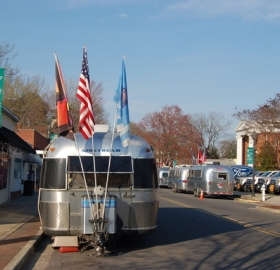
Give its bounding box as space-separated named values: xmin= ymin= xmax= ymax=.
xmin=26 ymin=188 xmax=280 ymax=270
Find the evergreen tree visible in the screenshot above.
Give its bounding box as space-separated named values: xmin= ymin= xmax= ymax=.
xmin=256 ymin=141 xmax=277 ymax=170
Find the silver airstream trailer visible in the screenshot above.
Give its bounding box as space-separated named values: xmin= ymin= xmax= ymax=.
xmin=38 ymin=125 xmax=159 ymax=253
xmin=158 ymin=166 xmax=170 ymax=188
xmin=187 ymin=165 xmax=234 ymax=197
xmin=167 ymin=165 xmax=192 ymax=192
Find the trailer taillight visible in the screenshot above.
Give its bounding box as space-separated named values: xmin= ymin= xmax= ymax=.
xmin=183 ymin=180 xmax=188 ymax=183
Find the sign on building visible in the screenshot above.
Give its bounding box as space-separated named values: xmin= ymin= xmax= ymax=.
xmin=247 ymin=147 xmax=254 ymax=164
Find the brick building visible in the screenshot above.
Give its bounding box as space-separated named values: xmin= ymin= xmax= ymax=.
xmin=236 ymin=120 xmax=279 ymax=167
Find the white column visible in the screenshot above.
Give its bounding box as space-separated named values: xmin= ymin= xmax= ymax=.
xmin=236 ymin=134 xmax=244 ymax=165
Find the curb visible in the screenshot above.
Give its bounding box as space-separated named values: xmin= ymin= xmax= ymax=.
xmin=234 ymin=197 xmax=280 ymax=213
xmin=3 ymin=230 xmax=44 ymax=270
xmin=234 ymin=197 xmax=261 ymax=203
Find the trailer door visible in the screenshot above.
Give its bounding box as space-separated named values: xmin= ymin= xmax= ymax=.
xmin=212 ymin=171 xmax=229 ymax=193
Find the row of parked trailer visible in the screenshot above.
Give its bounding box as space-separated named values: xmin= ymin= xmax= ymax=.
xmin=158 ymin=164 xmax=280 ymax=196
xmin=158 ymin=164 xmax=235 ymax=198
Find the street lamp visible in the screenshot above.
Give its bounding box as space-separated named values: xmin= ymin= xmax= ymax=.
xmin=251 ymin=132 xmax=258 ymax=197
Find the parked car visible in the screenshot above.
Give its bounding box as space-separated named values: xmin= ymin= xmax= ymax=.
xmin=255 ymin=178 xmax=266 ymax=193
xmin=235 ymin=171 xmax=265 ymax=191
xmin=234 ymin=176 xmax=251 ymax=191
xmin=244 ymin=179 xmax=253 ymax=192
xmin=258 ymin=171 xmax=280 ymax=192
xmin=268 ymin=176 xmax=280 ymax=194
xmin=243 ymin=171 xmax=265 ymax=192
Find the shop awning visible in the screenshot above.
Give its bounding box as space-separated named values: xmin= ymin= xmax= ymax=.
xmin=0 ymin=127 xmax=36 ymax=154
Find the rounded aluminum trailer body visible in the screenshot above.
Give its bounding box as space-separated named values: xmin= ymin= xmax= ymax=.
xmin=187 ymin=165 xmax=234 ymax=196
xmin=38 ymin=131 xmax=159 ymax=239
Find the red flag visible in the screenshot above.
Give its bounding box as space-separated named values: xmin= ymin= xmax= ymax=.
xmin=76 ymin=47 xmax=95 ymax=140
xmin=54 ymin=53 xmax=74 ymax=140
xmin=198 ymin=148 xmax=206 ymax=164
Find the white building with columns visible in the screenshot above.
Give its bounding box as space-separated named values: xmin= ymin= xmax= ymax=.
xmin=236 ymin=121 xmax=259 ymax=167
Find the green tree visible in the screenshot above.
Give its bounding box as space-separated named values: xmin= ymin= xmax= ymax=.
xmin=206 ymin=146 xmax=220 ymax=159
xmin=256 ymin=141 xmax=277 ymax=171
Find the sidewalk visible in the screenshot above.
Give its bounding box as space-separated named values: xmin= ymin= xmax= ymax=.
xmin=234 ymin=191 xmax=280 ymax=212
xmin=0 ymin=191 xmax=279 ymax=270
xmin=0 ymin=192 xmax=43 ymax=270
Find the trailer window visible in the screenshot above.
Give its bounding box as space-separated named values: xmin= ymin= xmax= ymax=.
xmin=69 ymin=172 xmax=131 ymax=188
xmin=134 ymin=158 xmax=158 ymax=188
xmin=217 ymin=173 xmax=227 ymax=180
xmin=189 ymin=170 xmax=202 ymax=179
xmin=169 ymin=169 xmax=175 ymax=177
xmin=40 ymin=158 xmax=66 ymax=189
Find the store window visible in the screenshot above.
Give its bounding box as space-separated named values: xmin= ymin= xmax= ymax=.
xmin=14 ymin=158 xmax=22 ymax=178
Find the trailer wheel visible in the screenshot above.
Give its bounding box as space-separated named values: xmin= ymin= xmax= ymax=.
xmin=173 ymin=183 xmax=178 ymax=193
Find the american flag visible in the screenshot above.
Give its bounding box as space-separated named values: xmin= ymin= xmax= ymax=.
xmin=76 ymin=47 xmax=95 ymax=140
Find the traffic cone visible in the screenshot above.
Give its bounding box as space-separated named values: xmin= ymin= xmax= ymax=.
xmin=200 ymin=189 xmax=204 ymax=199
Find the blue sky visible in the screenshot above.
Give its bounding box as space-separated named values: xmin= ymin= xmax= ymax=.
xmin=2 ymin=0 xmax=280 ymax=134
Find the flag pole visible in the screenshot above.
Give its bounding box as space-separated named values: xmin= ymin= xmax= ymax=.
xmin=75 ymin=46 xmax=97 ymax=226
xmin=84 ymin=45 xmax=99 ymax=225
xmin=101 ymin=105 xmax=118 ymax=226
xmin=91 ymin=133 xmax=99 ymax=223
xmin=73 ymin=135 xmax=96 ymax=221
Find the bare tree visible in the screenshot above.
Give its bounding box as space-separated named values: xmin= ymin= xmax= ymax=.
xmin=43 ymin=77 xmax=109 ymax=134
xmin=0 ymin=43 xmax=20 ymax=79
xmin=218 ymin=138 xmax=237 ymax=159
xmin=1 ymin=43 xmax=108 ymax=137
xmin=135 ymin=105 xmax=202 ymax=166
xmin=191 ymin=112 xmax=232 ymax=157
xmin=3 ymin=75 xmax=50 ymax=135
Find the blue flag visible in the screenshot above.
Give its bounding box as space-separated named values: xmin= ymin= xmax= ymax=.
xmin=113 ymin=58 xmax=130 ymax=147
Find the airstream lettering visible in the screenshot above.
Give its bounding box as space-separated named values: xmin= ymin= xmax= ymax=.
xmin=38 ymin=125 xmax=159 ymax=254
